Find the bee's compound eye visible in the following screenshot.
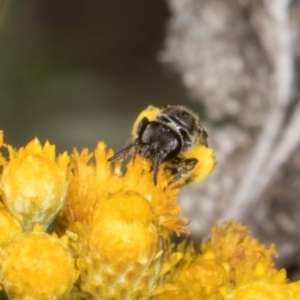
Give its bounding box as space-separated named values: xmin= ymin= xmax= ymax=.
xmin=164 ymin=135 xmax=182 ymax=161
xmin=171 ymin=137 xmax=180 ymax=152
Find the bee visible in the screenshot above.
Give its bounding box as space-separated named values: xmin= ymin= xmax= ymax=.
xmin=108 ymin=105 xmax=208 ymax=186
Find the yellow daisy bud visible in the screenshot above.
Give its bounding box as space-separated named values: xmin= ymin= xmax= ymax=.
xmin=184 ymin=256 xmax=227 ymax=296
xmin=0 ymin=202 xmax=22 ymax=247
xmin=229 ymin=281 xmax=293 ymax=300
xmin=0 ymin=231 xmax=77 ymax=300
xmin=1 ymin=138 xmax=70 ymax=231
xmin=200 ymin=220 xmax=278 ymax=286
xmin=156 ymin=241 xmax=228 ymax=299
xmin=78 ymin=191 xmax=166 ymax=299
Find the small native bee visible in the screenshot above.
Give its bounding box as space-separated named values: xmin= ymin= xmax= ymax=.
xmin=108 ymin=105 xmax=208 ymax=186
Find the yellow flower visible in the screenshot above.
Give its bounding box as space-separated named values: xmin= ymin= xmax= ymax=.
xmin=78 ymin=191 xmax=165 ymax=299
xmin=62 ymin=142 xmax=191 ymax=236
xmin=56 ymin=117 xmax=216 ymax=299
xmin=0 ymin=202 xmax=22 ymax=247
xmin=200 ymin=220 xmax=278 ymax=287
xmin=0 ymin=228 xmax=77 ymax=300
xmin=0 ymin=101 xmax=299 ymax=300
xmin=153 ymin=241 xmax=227 ymax=299
xmin=0 ymin=138 xmax=70 ymax=231
xmin=229 ymin=281 xmax=294 ymax=300
xmin=59 ymin=148 xmax=96 ymax=226
xmin=153 ymin=221 xmax=294 ymax=300
xmin=60 ymin=142 xmax=190 ymax=299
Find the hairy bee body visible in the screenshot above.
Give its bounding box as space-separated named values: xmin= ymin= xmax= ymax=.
xmin=108 ymin=105 xmax=208 ymax=186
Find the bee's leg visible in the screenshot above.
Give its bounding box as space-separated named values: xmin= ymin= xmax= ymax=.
xmin=164 ymin=157 xmax=181 ymax=176
xmin=152 ymin=158 xmax=160 ymax=186
xmin=167 ymin=158 xmax=198 ymax=186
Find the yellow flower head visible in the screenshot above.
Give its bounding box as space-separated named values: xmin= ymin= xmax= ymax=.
xmin=78 ymin=191 xmax=165 ymax=299
xmin=152 ymin=240 xmax=227 ymax=299
xmin=0 ymin=230 xmax=77 ymax=300
xmin=62 ymin=142 xmax=192 ymax=236
xmin=58 ymin=106 xmax=216 ymax=299
xmin=152 ymin=221 xmax=293 ymax=300
xmin=60 ymin=143 xmax=180 ymax=299
xmin=0 ymin=102 xmax=298 ymax=300
xmin=0 ymin=202 xmax=22 ymax=247
xmin=200 ymin=220 xmax=278 ymax=287
xmin=229 ymin=281 xmax=296 ymax=300
xmin=0 ymin=138 xmax=70 ymax=231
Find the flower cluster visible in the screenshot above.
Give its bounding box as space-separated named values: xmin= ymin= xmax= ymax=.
xmin=0 ymin=107 xmax=298 ymax=299
xmin=0 ymin=134 xmax=77 ymax=299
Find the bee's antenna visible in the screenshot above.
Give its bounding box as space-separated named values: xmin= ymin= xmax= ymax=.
xmin=107 ymin=142 xmax=150 ymax=162
xmin=107 ymin=144 xmax=135 ymax=162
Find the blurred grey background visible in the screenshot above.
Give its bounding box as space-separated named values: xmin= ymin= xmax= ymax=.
xmin=0 ymin=0 xmax=198 ymax=152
